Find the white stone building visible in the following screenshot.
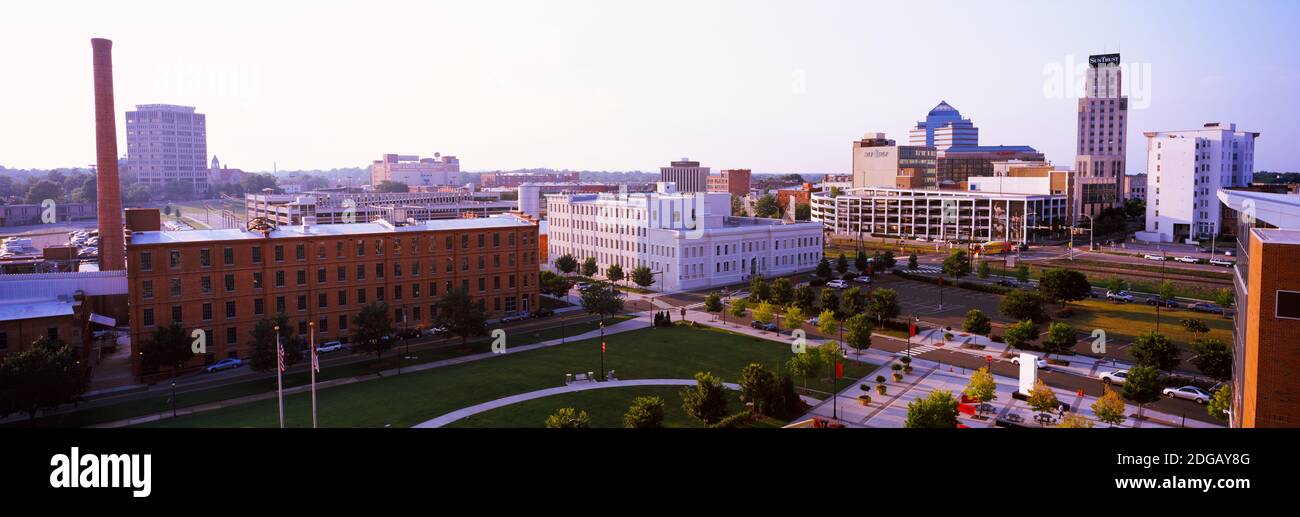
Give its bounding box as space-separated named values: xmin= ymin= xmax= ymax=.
xmin=1137 ymin=122 xmax=1258 ymax=243
xmin=545 ymin=183 xmax=824 ymax=292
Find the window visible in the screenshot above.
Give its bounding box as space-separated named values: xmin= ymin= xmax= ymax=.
xmin=275 ymin=270 xmax=285 ymax=287
xmin=376 ymin=287 xmax=386 ymax=301
xmin=223 ymin=247 xmax=234 ymax=266
xmin=339 ymin=314 xmax=349 ymax=331
xmin=275 ymin=245 xmax=284 ymax=262
xmin=142 ymin=280 xmax=154 ymax=299
xmin=253 ymin=272 xmax=264 ymax=289
xmin=356 ymin=264 xmax=366 ymax=280
xmin=1277 ymin=290 xmax=1300 ymax=320
xmin=319 ymin=318 xmax=329 ymax=333
xmin=254 ymin=298 xmax=265 ymax=315
xmin=337 ymin=266 xmax=346 ymax=282
xmin=318 ymin=293 xmax=328 ymax=308
xmin=358 ymin=289 xmax=367 ymax=304
xmin=297 ymin=270 xmax=307 ymax=286
xmin=170 ymin=278 xmax=182 ymax=297
xmin=142 ymin=308 xmax=155 ymax=327
xmin=376 ymin=263 xmax=385 ymax=279
xmin=297 ymin=295 xmax=307 ymax=311
xmin=296 ymin=243 xmax=305 ymax=261
xmin=252 ymin=246 xmax=263 ymax=264
xmin=276 ymin=296 xmax=286 ymax=314
xmin=169 ymin=250 xmax=181 ymax=268
xmin=226 ymin=301 xmax=236 ymax=319
xmin=172 ymin=305 xmax=183 ymax=323
xmin=225 ymin=274 xmax=235 ymax=292
xmin=395 ymin=285 xmax=403 ymax=300
xmin=200 ymin=249 xmax=211 ymax=267
xmin=140 ymin=251 xmax=152 ymax=271
xmin=317 ymin=268 xmax=326 ymax=283
xmin=226 ymin=327 xmax=237 ymax=345
xmin=357 ymin=240 xmax=366 ymax=256
xmin=338 ymin=290 xmax=347 ymax=306
xmin=201 ymin=276 xmax=212 ymax=294
xmin=202 ymin=303 xmax=213 ymax=321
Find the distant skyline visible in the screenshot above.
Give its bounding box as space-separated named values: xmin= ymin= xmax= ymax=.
xmin=2 ymin=0 xmax=1298 ymax=173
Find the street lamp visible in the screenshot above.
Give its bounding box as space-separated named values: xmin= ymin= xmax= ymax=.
xmin=598 ymin=320 xmax=606 ymax=381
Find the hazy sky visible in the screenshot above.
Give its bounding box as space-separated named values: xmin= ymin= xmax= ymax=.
xmin=2 ymin=0 xmax=1298 ymax=173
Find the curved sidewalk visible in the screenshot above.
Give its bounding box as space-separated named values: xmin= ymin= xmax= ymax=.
xmin=413 ymin=379 xmax=742 ymax=428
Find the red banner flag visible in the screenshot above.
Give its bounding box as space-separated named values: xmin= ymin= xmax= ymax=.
xmin=835 ymin=362 xmax=843 ymax=379
xmin=601 ymin=341 xmax=606 ymax=353
xmin=909 ymin=323 xmax=916 ymax=337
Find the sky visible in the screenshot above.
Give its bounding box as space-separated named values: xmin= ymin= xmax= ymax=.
xmin=2 ymin=0 xmax=1298 ymax=174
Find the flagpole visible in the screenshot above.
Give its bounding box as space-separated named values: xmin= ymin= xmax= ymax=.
xmin=309 ymin=321 xmax=318 ymax=429
xmin=275 ymin=325 xmax=284 ymax=429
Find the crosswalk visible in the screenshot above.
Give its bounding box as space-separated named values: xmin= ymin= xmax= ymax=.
xmin=900 ymin=265 xmax=942 ymax=274
xmin=897 ymin=342 xmax=944 ymax=356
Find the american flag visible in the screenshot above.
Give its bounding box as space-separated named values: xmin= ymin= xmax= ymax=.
xmin=277 ymin=339 xmax=286 ymax=373
xmin=311 ymin=349 xmax=319 ymax=373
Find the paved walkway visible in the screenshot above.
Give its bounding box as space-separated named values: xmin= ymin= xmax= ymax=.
xmin=413 ymin=379 xmax=743 ymax=428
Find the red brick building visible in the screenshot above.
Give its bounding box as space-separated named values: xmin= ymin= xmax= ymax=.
xmin=125 ymin=210 xmax=539 ymax=376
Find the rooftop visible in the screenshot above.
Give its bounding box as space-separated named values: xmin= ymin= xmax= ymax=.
xmin=0 ymin=300 xmax=75 ymax=323
xmin=942 ymin=145 xmax=1040 ymax=154
xmin=1253 ymin=228 xmax=1300 ymax=245
xmin=129 ymin=217 xmax=533 ymax=246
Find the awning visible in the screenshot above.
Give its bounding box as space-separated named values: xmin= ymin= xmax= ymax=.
xmin=89 ymin=313 xmax=117 ymax=327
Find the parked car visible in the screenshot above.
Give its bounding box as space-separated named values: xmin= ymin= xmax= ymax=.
xmin=806 ymin=316 xmax=820 ymax=325
xmin=316 ymin=341 xmax=345 ymax=353
xmin=397 ymin=328 xmax=422 ymax=339
xmin=424 ymin=326 xmax=447 ymax=336
xmin=1143 ymin=254 xmax=1167 ymax=261
xmin=1106 ymin=290 xmax=1134 ymax=303
xmin=1189 ymin=303 xmax=1225 ymax=315
xmin=1174 ymin=256 xmax=1199 ymax=264
xmin=826 ymin=279 xmax=849 ymax=289
xmin=204 ymin=357 xmax=243 ymax=373
xmin=997 ymin=279 xmax=1021 ymax=288
xmin=1163 ymin=386 xmax=1213 ymax=404
xmin=750 ymin=320 xmax=778 ymax=332
xmin=1010 ymin=356 xmax=1049 ymax=369
xmin=853 ymin=275 xmax=872 ymax=284
xmin=1099 ymin=369 xmax=1128 ymax=385
xmin=1209 ymin=258 xmax=1235 ymax=267
xmin=1146 ymin=297 xmax=1180 ymax=308
xmin=500 ymin=311 xmax=531 ymax=323
xmin=575 ymin=282 xmax=592 ymax=292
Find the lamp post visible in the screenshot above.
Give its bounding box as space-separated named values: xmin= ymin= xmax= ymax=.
xmin=170 ymin=381 xmax=177 ymax=418
xmin=598 ymin=320 xmax=606 ymax=381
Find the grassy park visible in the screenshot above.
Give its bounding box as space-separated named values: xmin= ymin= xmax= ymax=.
xmin=137 ymin=324 xmax=877 ymax=428
xmin=1054 ymin=298 xmax=1234 ymax=346
xmin=447 ymin=386 xmax=785 ymax=428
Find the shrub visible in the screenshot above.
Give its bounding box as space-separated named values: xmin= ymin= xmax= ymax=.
xmin=990 ymin=334 xmax=1004 ymax=343
xmin=892 ymin=372 xmax=904 ymax=382
xmin=857 ymin=394 xmax=872 ymax=406
xmin=875 ymin=375 xmax=887 ymax=383
xmin=891 ymin=363 xmax=903 ymax=371
xmin=712 ymin=411 xmax=754 ymax=429
xmin=876 ymin=384 xmax=887 ymax=395
xmin=900 ymin=356 xmax=912 ymax=365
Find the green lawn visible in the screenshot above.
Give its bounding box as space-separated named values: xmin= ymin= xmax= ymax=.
xmin=7 ymin=315 xmax=629 ymax=428
xmin=446 ymin=385 xmax=783 ymax=428
xmin=1055 ymin=299 xmax=1234 ymax=346
xmin=138 ymin=325 xmax=876 ymax=428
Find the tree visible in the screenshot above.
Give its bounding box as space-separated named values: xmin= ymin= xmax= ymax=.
xmin=1214 ymin=288 xmax=1235 ymax=308
xmin=752 ymin=301 xmax=775 ymax=325
xmin=819 ymin=288 xmax=839 ymax=316
xmin=352 ymin=301 xmax=395 ymax=359
xmin=815 ymin=309 xmax=839 ymax=336
xmin=580 ymin=282 xmax=624 ymax=323
xmin=435 ymin=289 xmax=487 ymax=347
xmin=844 ymin=313 xmax=874 ymax=353
xmin=878 ymin=251 xmax=897 ymax=269
xmin=623 ymin=396 xmax=665 ymax=428
xmin=1038 ymin=268 xmax=1091 ymax=307
xmin=730 ymin=195 xmax=746 ymax=216
xmin=1026 ymin=379 xmax=1059 ymax=414
xmin=815 ymin=257 xmax=832 ymax=279
xmin=1015 ymin=265 xmax=1031 ymax=283
xmin=962 ymin=309 xmax=992 ymax=336
xmin=1129 ymin=331 xmax=1181 ymax=372
xmin=999 ymin=290 xmax=1046 ymax=322
xmin=749 ymin=276 xmax=770 ymax=303
xmin=792 ymin=285 xmax=815 ymax=311
xmin=704 ymin=292 xmax=723 ymax=315
xmin=754 ymin=194 xmax=781 ymax=218
xmin=1191 ymin=338 xmax=1232 ymax=381
xmin=1092 ymin=386 xmax=1127 ymax=426
xmin=854 ymin=251 xmax=868 ymax=273
xmin=977 ymin=260 xmax=991 ymax=279
xmin=738 ymin=363 xmax=781 ymax=417
xmin=785 ymin=352 xmax=820 ymax=388
xmin=964 ymin=366 xmax=996 ymax=403
xmin=1104 ymin=276 xmax=1125 ymax=294
xmin=545 ymin=407 xmax=591 ymax=428
xmin=942 ymin=250 xmax=971 ymax=279
xmin=729 ymin=298 xmax=748 ymax=319
xmin=1042 ymin=322 xmax=1077 ymax=358
xmin=680 ymin=371 xmax=729 ymax=426
xmin=907 ymin=253 xmax=919 ymax=270
xmin=1207 ymin=384 xmax=1232 ymax=422
xmin=247 ymin=314 xmax=304 ymax=372
xmin=769 ymin=277 xmax=793 ymax=306
xmin=1157 ymin=280 xmax=1176 ymax=303
xmin=1181 ymin=318 xmax=1209 ymax=334
xmin=374 ymin=180 xmax=410 ymax=193
xmin=1057 ymin=413 xmax=1094 ymax=428
xmin=784 ymin=306 xmax=805 ymax=332
xmin=795 ymin=203 xmax=811 ymax=221
xmin=1122 ymin=365 xmax=1164 ymax=420
xmin=140 ymin=323 xmax=194 ymax=375
xmin=630 ymin=266 xmax=655 ymax=288
xmin=1004 ymin=320 xmax=1040 ymax=350
xmin=839 ymin=287 xmax=863 ymax=316
xmin=867 ymin=288 xmax=899 ymax=324
xmin=605 ymin=263 xmax=624 ymax=285
xmin=904 ymin=390 xmax=959 ymax=428
xmin=539 ymin=270 xmax=574 ymax=299
xmin=836 ymin=253 xmax=849 ymax=274
xmin=0 ymin=337 xmax=88 ymax=420
xmin=817 ymin=341 xmax=843 ymax=378
xmin=555 ymin=254 xmax=578 ymax=275
xmin=25 ymin=179 xmax=63 ymax=204
xmin=581 ymin=257 xmax=598 ymax=277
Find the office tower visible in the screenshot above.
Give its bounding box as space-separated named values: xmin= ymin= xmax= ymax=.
xmin=125 ymin=104 xmax=209 ymax=193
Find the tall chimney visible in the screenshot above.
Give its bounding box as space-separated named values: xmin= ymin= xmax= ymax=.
xmin=91 ymin=38 xmax=125 ymax=271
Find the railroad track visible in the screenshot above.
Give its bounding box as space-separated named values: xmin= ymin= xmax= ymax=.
xmin=1037 ymin=261 xmax=1232 ymax=287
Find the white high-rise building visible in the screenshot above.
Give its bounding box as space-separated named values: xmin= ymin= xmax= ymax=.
xmin=545 ymin=182 xmax=823 ymax=292
xmin=658 ymin=158 xmax=710 ymax=193
xmin=909 ymin=101 xmax=979 ymax=150
xmin=1074 ymin=54 xmax=1128 ymax=218
xmin=1137 ymin=122 xmax=1259 ymax=243
xmin=125 ymin=104 xmax=208 ymax=192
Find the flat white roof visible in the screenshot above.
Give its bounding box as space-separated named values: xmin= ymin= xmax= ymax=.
xmin=0 ymin=300 xmax=74 ymax=322
xmin=129 ymin=217 xmax=533 ymax=245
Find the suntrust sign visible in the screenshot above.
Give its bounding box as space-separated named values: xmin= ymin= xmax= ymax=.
xmin=1089 ymin=53 xmax=1121 ymax=66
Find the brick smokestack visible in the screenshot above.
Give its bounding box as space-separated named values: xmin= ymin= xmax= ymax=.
xmin=92 ymin=38 xmax=125 ymax=271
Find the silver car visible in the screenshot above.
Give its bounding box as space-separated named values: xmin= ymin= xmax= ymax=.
xmin=1162 ymin=386 xmax=1212 ymax=404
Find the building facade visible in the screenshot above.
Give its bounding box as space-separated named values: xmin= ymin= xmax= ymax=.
xmin=1124 ymin=173 xmax=1147 ymax=201
xmin=370 ymin=153 xmax=461 ymax=188
xmin=706 ymin=168 xmax=752 ymax=198
xmin=658 ymin=159 xmax=710 ymax=193
xmin=125 ymin=104 xmax=209 ymax=192
xmin=811 ymin=186 xmax=1069 ymax=244
xmin=125 ymin=211 xmax=539 ymax=375
xmin=245 ymin=190 xmax=514 ymax=226
xmin=936 ymin=146 xmax=1045 ymax=186
xmin=909 ymin=101 xmax=979 ymax=150
xmin=208 ymin=156 xmax=245 ymax=186
xmin=851 ymin=133 xmax=938 ymax=189
xmin=0 ymin=203 xmax=97 ymax=226
xmin=545 ymin=183 xmax=823 ymax=292
xmin=1137 ymin=122 xmax=1258 ymax=243
xmin=480 ymin=171 xmax=580 ymax=188
xmin=1074 ymin=54 xmax=1128 ymax=218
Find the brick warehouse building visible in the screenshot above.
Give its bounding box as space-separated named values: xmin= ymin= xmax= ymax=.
xmin=125 ymin=209 xmax=539 ymax=377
